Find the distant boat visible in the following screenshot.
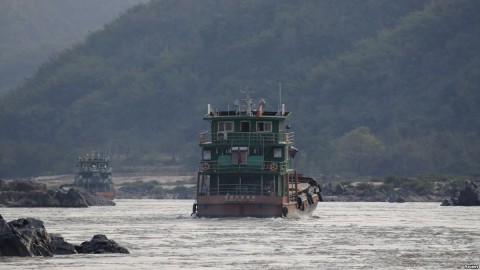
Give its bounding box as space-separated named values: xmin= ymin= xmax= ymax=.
xmin=192 ymin=89 xmax=322 ymax=218
xmin=73 ymin=151 xmax=115 ymax=200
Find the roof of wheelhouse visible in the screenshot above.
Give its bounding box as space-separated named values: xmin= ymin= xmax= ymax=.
xmin=204 ymin=110 xmax=291 ymax=119
xmin=203 ymin=89 xmax=291 ymax=120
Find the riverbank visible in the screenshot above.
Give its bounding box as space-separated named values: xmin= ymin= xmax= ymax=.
xmin=2 ymin=173 xmax=478 ymax=203
xmin=0 ymin=173 xmax=197 ymax=205
xmin=321 ymin=181 xmax=455 ymax=202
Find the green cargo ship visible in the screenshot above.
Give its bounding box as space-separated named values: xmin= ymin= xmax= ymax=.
xmin=74 ymin=152 xmax=115 ymax=200
xmin=193 ymin=90 xmax=322 ymax=217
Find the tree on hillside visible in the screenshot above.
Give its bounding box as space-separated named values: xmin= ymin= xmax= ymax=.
xmin=1 ymin=0 xmax=479 ymax=178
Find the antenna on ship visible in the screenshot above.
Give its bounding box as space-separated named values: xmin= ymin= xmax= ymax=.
xmin=234 ymin=99 xmax=240 ymax=115
xmin=279 ymin=81 xmax=282 ymax=110
xmin=277 ymin=82 xmax=285 ymax=116
xmin=241 ymin=87 xmax=254 ymax=116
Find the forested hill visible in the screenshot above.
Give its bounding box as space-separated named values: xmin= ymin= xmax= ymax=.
xmin=0 ymin=0 xmax=479 ymax=178
xmin=0 ymin=0 xmax=148 ymax=95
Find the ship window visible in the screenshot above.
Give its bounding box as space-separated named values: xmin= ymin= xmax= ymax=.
xmin=274 ymin=148 xmax=282 ymax=158
xmin=99 ymin=163 xmax=105 ymax=168
xmin=203 ymin=150 xmax=211 ymax=160
xmin=240 ymin=121 xmax=250 ymax=132
xmin=218 ymin=121 xmax=234 ymax=132
xmin=231 ymin=147 xmax=248 ymax=165
xmin=257 ymin=121 xmax=272 ymax=132
xmin=82 ymin=163 xmax=87 ymax=168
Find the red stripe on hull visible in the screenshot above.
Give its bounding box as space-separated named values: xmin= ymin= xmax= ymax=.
xmin=95 ymin=191 xmax=115 ymax=200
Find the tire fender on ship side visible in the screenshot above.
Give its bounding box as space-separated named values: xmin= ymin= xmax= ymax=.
xmin=269 ymin=162 xmax=278 ymax=171
xmin=191 ymin=203 xmax=197 ymax=216
xmin=297 ymin=196 xmax=304 ymax=211
xmin=307 ymin=193 xmax=314 ymax=205
xmin=282 ymin=206 xmax=288 ymax=217
xmin=201 ymin=162 xmax=210 ymax=171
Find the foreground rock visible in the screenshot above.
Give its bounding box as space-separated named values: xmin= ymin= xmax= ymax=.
xmin=75 ymin=234 xmax=130 ymax=254
xmin=0 ymin=215 xmax=128 ymax=257
xmin=0 ymin=216 xmax=52 ymax=256
xmin=0 ymin=179 xmax=114 ymax=207
xmin=48 ymin=233 xmax=77 ymax=255
xmin=441 ymin=180 xmax=480 ymax=206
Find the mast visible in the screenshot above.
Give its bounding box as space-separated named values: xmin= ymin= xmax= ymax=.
xmin=240 ymin=88 xmax=254 ymax=116
xmin=279 ymin=82 xmax=282 ymax=112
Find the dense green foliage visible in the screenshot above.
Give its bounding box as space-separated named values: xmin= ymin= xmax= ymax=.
xmin=0 ymin=0 xmax=147 ymax=94
xmin=1 ymin=0 xmax=479 ymax=178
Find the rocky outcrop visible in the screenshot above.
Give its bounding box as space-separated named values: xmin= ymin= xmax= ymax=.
xmin=441 ymin=180 xmax=480 ymax=206
xmin=0 ymin=215 xmax=129 ymax=257
xmin=322 ymin=181 xmax=442 ymax=202
xmin=321 ymin=179 xmax=479 ymax=204
xmin=48 ymin=233 xmax=77 ymax=255
xmin=54 ymin=188 xmax=89 ymax=207
xmin=0 ymin=216 xmax=53 ymax=256
xmin=80 ymin=189 xmax=116 ymax=206
xmin=75 ymin=234 xmax=130 ymax=254
xmin=0 ymin=179 xmax=114 ymax=207
xmin=456 ymin=180 xmax=480 ymax=205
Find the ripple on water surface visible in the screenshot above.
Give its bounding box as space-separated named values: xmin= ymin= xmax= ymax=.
xmin=1 ymin=200 xmax=479 ymax=269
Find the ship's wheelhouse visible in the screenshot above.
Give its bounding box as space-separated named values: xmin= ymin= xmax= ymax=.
xmin=197 ymin=94 xmax=297 ymax=201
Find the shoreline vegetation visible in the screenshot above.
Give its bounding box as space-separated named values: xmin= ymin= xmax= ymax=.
xmin=1 ymin=173 xmax=478 ymax=205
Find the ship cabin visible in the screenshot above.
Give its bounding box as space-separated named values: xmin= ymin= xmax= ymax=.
xmin=197 ymin=96 xmax=300 ymax=202
xmin=74 ymin=153 xmax=113 ymax=193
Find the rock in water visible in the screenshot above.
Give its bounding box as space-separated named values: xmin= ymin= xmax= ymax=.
xmin=57 ymin=188 xmax=89 ymax=208
xmin=77 ymin=234 xmax=129 ymax=254
xmin=0 ymin=216 xmax=52 ymax=256
xmin=441 ymin=180 xmax=480 ymax=206
xmin=1 ymin=216 xmax=128 ymax=257
xmin=48 ymin=233 xmax=77 ymax=255
xmin=80 ymin=189 xmax=116 ymax=206
xmin=440 ymin=198 xmax=452 ymax=206
xmin=1 ymin=179 xmax=115 ymax=207
xmin=10 ymin=190 xmax=60 ymax=207
xmin=456 ymin=180 xmax=480 ymax=206
xmin=9 ymin=179 xmax=47 ymax=192
xmin=0 ymin=215 xmax=32 ymax=256
xmin=54 ymin=187 xmax=115 ymax=207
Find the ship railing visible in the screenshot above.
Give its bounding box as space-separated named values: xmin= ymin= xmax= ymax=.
xmin=75 ymin=168 xmax=113 ymax=173
xmin=77 ymin=157 xmax=110 ymax=162
xmin=202 ymin=184 xmax=276 ymax=196
xmin=199 ymin=132 xmax=294 ymax=144
xmin=199 ymin=160 xmax=288 ymax=173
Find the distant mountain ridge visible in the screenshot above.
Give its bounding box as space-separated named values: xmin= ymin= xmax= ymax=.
xmin=1 ymin=0 xmax=479 ymax=178
xmin=0 ymin=0 xmax=148 ymax=95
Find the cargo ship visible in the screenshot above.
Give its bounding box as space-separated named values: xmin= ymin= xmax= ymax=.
xmin=192 ymin=90 xmax=322 ymax=217
xmin=73 ymin=152 xmax=115 ymax=200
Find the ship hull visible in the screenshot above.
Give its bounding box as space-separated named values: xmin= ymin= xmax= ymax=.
xmin=195 ymin=194 xmax=320 ymax=218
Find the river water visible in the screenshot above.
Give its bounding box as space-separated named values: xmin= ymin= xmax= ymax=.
xmin=1 ymin=200 xmax=479 ymax=269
